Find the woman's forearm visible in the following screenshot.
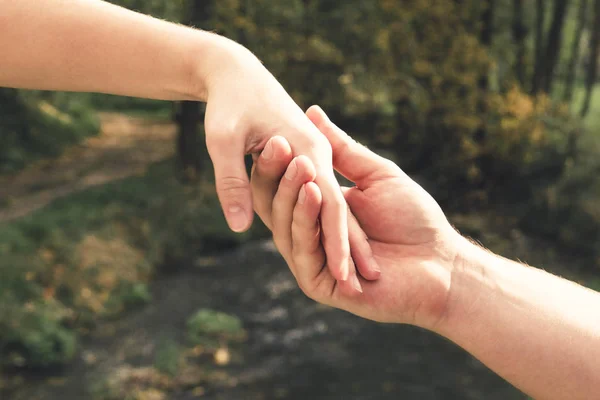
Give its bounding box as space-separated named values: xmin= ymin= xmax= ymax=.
xmin=438 ymin=237 xmax=600 ymax=400
xmin=0 ymin=0 xmax=242 ymax=101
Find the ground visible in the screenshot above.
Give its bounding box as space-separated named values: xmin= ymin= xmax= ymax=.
xmin=0 ymin=113 xmax=175 ymax=223
xmin=6 ymin=240 xmax=528 ymax=400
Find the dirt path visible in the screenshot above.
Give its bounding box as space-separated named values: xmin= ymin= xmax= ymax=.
xmin=0 ymin=112 xmax=176 ymax=223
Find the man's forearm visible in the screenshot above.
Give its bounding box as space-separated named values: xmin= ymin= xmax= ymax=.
xmin=437 ymin=236 xmax=600 ymax=400
xmin=0 ymin=0 xmax=241 ymax=101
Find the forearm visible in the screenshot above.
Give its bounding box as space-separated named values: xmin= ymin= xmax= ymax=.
xmin=0 ymin=0 xmax=244 ymax=101
xmin=438 ymin=236 xmax=600 ymax=400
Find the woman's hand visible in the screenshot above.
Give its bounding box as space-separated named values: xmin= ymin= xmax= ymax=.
xmin=201 ymin=40 xmax=377 ymax=287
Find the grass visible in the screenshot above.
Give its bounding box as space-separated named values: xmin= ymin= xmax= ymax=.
xmin=0 ymin=159 xmax=267 ymax=369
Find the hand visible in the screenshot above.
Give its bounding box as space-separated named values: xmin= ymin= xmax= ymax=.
xmin=250 ymin=135 xmax=381 ymax=295
xmin=201 ymin=39 xmax=377 ymax=284
xmin=254 ymin=105 xmax=460 ymax=328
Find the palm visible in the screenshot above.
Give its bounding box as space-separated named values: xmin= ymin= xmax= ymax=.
xmin=333 ymin=173 xmax=456 ymax=327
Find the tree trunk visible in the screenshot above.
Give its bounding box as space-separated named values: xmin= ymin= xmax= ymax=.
xmin=474 ymin=0 xmax=495 ymax=147
xmin=479 ymin=0 xmax=495 ymax=48
xmin=176 ymin=0 xmax=213 ymax=177
xmin=512 ymin=0 xmax=527 ymax=86
xmin=176 ymin=101 xmax=203 ymax=176
xmin=477 ymin=0 xmax=495 ymax=92
xmin=563 ymin=0 xmax=589 ymax=103
xmin=541 ymin=0 xmax=569 ymax=94
xmin=580 ymin=0 xmax=600 ymax=117
xmin=532 ymin=0 xmax=546 ymax=94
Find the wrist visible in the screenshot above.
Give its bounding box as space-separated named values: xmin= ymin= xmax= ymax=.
xmin=187 ymin=30 xmax=260 ymax=102
xmin=432 ymin=233 xmax=496 ymax=336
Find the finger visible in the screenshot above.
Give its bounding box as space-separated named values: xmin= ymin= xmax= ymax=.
xmin=348 ymin=211 xmax=380 ymax=281
xmin=290 ymin=182 xmax=326 ymax=283
xmin=304 ymin=112 xmax=376 ymax=284
xmin=250 ymin=136 xmax=293 ymax=229
xmin=291 ymin=183 xmax=363 ymax=299
xmin=306 ymin=105 xmax=400 ymax=189
xmin=315 ymin=171 xmax=352 ymax=282
xmin=316 ymin=174 xmax=363 ymax=293
xmin=272 ymin=156 xmax=317 ymax=261
xmin=206 ymin=132 xmax=253 ymax=233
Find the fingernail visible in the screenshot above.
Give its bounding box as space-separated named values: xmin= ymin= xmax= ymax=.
xmin=228 ymin=205 xmax=248 ymax=232
xmin=262 ymin=140 xmax=274 ymax=160
xmin=351 ymin=274 xmax=363 ymax=293
xmin=340 ymin=259 xmax=350 ymax=281
xmin=285 ymin=160 xmax=298 ymax=180
xmin=298 ymin=185 xmax=307 ymax=204
xmin=371 ymin=257 xmax=381 ymax=274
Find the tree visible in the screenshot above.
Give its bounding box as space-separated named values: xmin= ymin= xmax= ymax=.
xmin=512 ymin=0 xmax=527 ymax=87
xmin=580 ymin=0 xmax=600 ymax=116
xmin=563 ymin=0 xmax=589 ymax=103
xmin=532 ymin=0 xmax=546 ymax=94
xmin=541 ymin=0 xmax=569 ymax=94
xmin=175 ymin=0 xmax=213 ymax=177
xmin=475 ymin=0 xmax=495 ymax=143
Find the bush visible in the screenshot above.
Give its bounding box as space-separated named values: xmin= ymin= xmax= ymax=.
xmin=0 ymin=161 xmax=264 ymax=369
xmin=186 ymin=309 xmax=245 ymax=349
xmin=153 ymin=337 xmax=181 ymax=377
xmin=520 ymin=148 xmax=600 ymax=263
xmin=0 ymin=89 xmax=100 ymax=173
xmin=0 ymin=295 xmax=76 ymax=368
xmin=217 ymin=0 xmax=579 ymax=210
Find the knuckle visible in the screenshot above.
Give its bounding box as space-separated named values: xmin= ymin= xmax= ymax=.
xmin=217 ymin=176 xmax=249 ymax=196
xmin=205 ymin=119 xmax=247 ymax=150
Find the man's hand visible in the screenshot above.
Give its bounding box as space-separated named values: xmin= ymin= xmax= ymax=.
xmin=252 ymin=105 xmax=460 ymax=328
xmin=249 ymin=134 xmax=380 ymax=295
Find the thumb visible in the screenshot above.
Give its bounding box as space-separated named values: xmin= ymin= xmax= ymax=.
xmin=305 ymin=105 xmax=398 ymax=188
xmin=206 ymin=134 xmax=254 ymax=233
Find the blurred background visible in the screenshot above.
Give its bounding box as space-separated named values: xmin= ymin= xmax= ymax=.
xmin=1 ymin=0 xmax=599 ymax=399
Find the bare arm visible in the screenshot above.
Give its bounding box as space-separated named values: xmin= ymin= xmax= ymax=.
xmin=0 ymin=0 xmax=220 ymax=100
xmin=439 ymin=237 xmax=600 ymax=400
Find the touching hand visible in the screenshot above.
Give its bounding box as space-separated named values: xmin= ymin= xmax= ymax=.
xmin=250 ymin=135 xmax=381 ymax=295
xmin=253 ymin=105 xmax=460 ymax=328
xmin=202 ymin=40 xmax=377 ymax=288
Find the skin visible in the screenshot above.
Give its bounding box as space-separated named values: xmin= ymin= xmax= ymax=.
xmin=251 ymin=105 xmax=600 ymax=400
xmin=0 ymin=0 xmax=380 ymax=291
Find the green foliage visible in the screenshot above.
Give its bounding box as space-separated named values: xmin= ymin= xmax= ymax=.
xmin=0 ymin=160 xmax=263 ymax=368
xmin=153 ymin=337 xmax=181 ymax=376
xmin=116 ymin=282 xmax=152 ymax=310
xmin=520 ymin=148 xmax=600 ymax=257
xmin=0 ymin=89 xmax=99 ymax=173
xmin=0 ymin=295 xmax=76 ymax=367
xmin=206 ymin=0 xmax=579 ymax=208
xmin=186 ymin=309 xmax=245 ymax=348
